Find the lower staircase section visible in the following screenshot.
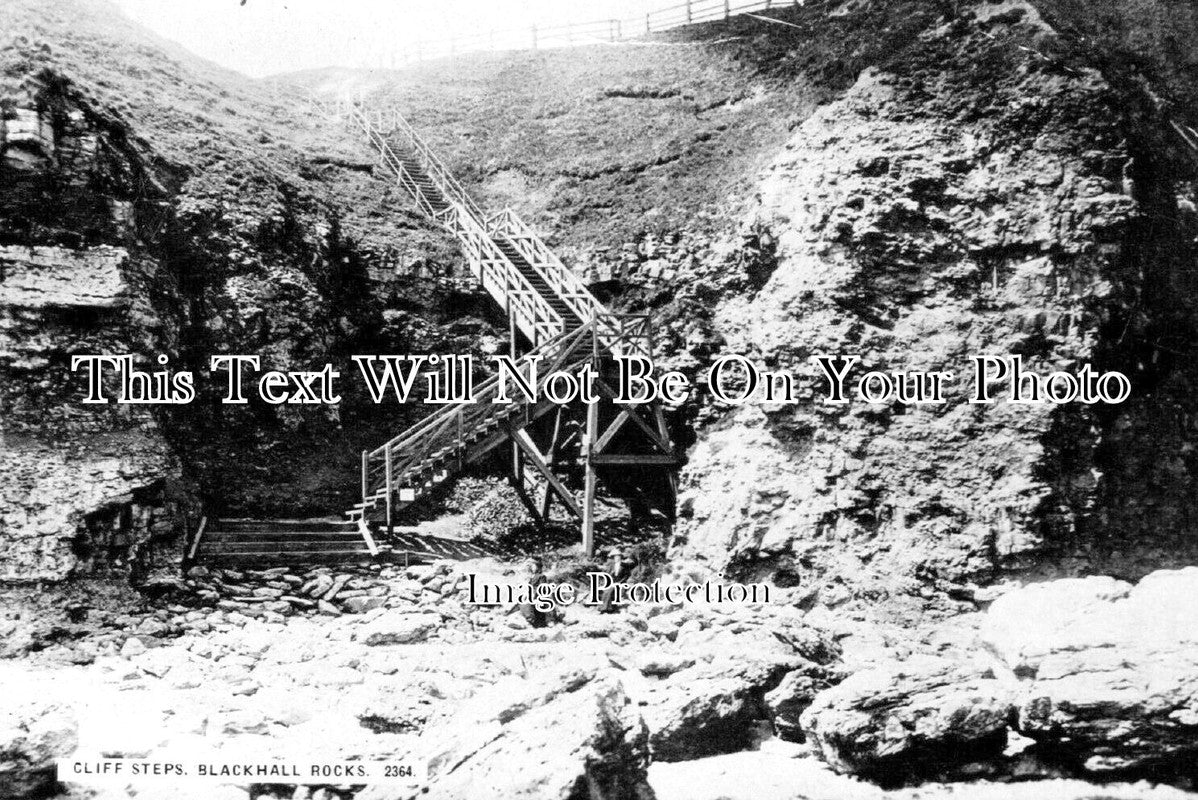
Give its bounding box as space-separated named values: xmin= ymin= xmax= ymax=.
xmin=194 ymin=518 xmax=375 ymax=566
xmin=190 ymin=518 xmax=504 ymax=566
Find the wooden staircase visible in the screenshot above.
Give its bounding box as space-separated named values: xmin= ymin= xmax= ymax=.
xmin=187 ymin=100 xmax=674 ymax=568
xmin=335 ymin=100 xmax=676 ymax=553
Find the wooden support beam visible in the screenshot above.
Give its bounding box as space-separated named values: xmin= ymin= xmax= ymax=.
xmin=654 ymin=403 xmax=679 ymax=518
xmin=582 ymin=400 xmax=599 ymax=556
xmin=623 ymin=404 xmax=673 ymax=454
xmin=509 ymin=472 xmax=545 ymax=528
xmin=593 ymin=410 xmax=632 ymax=454
xmin=186 ymin=516 xmax=207 ymax=563
xmin=590 ymin=453 xmax=678 ymax=466
xmin=513 ymin=429 xmax=581 ymax=519
xmin=540 ymin=408 xmax=564 ymax=522
xmin=593 ymin=380 xmax=672 ymax=454
xmin=357 ymin=517 xmax=380 ymax=556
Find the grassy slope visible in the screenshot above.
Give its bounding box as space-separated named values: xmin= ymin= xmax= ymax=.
xmin=0 ymin=0 xmax=450 ymax=260
xmin=286 ymin=5 xmax=940 ymax=256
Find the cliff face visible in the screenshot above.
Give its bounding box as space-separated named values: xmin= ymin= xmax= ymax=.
xmin=0 ymin=74 xmax=180 ymax=580
xmin=671 ymin=1 xmax=1198 ymax=622
xmin=0 ymin=0 xmax=479 ymax=580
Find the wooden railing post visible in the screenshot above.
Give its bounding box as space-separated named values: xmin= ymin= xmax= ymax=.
xmin=361 ymin=450 xmax=368 ymax=500
xmin=686 ymin=0 xmax=693 ymax=23
xmin=384 ymin=442 xmax=393 ymax=531
xmin=725 ymin=0 xmax=730 ymax=19
xmin=581 ymin=401 xmax=599 ymax=556
xmin=645 ymin=13 xmax=651 ymax=33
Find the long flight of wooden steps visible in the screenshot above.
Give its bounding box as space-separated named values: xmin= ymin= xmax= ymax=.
xmin=189 ymin=99 xmax=672 ymax=568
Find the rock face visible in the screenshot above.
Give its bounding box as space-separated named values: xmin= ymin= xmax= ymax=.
xmin=801 ymin=656 xmax=1013 ymax=782
xmin=671 ymin=0 xmax=1198 ymax=613
xmin=981 ymin=569 xmax=1198 ymax=773
xmin=405 ymin=671 xmax=653 ymax=800
xmin=0 ymin=212 xmax=182 ymax=582
xmin=0 ymin=0 xmax=488 ymax=579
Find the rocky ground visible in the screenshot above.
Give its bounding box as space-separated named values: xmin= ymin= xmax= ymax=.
xmin=6 ymin=563 xmax=1198 ymax=799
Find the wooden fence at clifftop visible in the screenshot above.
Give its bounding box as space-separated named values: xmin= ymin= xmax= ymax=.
xmin=365 ymin=0 xmax=806 ymax=68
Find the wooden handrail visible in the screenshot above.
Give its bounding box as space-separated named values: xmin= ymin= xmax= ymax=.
xmin=340 ymin=103 xmax=570 ymax=347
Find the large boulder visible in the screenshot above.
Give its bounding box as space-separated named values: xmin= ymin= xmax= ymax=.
xmin=981 ymin=569 xmax=1198 ymax=772
xmin=640 ymin=622 xmax=839 ymax=761
xmin=800 ymin=655 xmax=1013 ymax=781
xmin=359 ymin=669 xmax=653 ymax=800
xmin=641 ymin=672 xmax=764 ymax=762
xmin=0 ymin=696 xmax=78 ymax=799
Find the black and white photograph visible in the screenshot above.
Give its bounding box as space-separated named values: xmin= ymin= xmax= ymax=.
xmin=4 ymin=0 xmax=1198 ymax=798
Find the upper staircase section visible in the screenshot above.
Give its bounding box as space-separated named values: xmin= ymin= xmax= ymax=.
xmin=333 ymin=101 xmax=649 ymax=358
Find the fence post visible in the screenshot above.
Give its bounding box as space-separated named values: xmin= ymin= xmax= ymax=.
xmin=616 ymin=19 xmax=622 ymax=39
xmin=531 ymin=24 xmax=538 ymax=49
xmin=724 ymin=0 xmax=730 ymax=19
xmin=609 ymin=19 xmax=616 ymax=41
xmin=765 ymin=0 xmax=771 ymax=8
xmin=686 ymin=0 xmax=693 ymax=23
xmin=645 ymin=13 xmax=651 ymax=33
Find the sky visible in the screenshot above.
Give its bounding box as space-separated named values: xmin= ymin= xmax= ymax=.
xmin=111 ymin=0 xmax=667 ymax=77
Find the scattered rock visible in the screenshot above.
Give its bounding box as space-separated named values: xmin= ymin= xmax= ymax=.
xmin=120 ymin=637 xmax=147 ymax=658
xmin=981 ymin=569 xmax=1198 ymax=773
xmin=358 ymin=612 xmax=440 ymax=645
xmin=801 ymin=655 xmax=1013 ymax=781
xmin=0 ymin=695 xmax=78 ymax=799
